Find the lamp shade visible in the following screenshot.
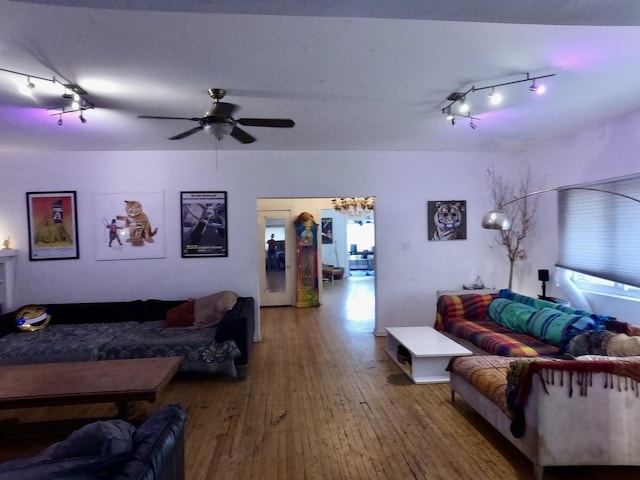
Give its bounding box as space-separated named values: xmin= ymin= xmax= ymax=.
xmin=481 ymin=210 xmax=511 ymax=230
xmin=204 ymin=122 xmax=233 ymax=140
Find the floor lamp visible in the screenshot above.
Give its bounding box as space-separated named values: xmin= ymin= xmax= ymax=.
xmin=481 ymin=186 xmax=640 ymax=231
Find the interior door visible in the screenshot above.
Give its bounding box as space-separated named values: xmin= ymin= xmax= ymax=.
xmin=258 ymin=210 xmax=295 ymax=306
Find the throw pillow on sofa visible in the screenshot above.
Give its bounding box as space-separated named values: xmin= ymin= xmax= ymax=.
xmin=193 ymin=291 xmax=238 ymax=328
xmin=164 ymin=300 xmax=196 ymax=328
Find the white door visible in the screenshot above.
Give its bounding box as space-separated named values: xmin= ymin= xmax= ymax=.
xmin=258 ymin=210 xmax=295 ymax=306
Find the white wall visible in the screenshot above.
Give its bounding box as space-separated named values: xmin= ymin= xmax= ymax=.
xmin=0 ymin=148 xmax=539 ymax=336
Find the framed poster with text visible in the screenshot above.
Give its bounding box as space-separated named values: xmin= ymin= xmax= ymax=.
xmin=181 ymin=191 xmax=228 ymax=257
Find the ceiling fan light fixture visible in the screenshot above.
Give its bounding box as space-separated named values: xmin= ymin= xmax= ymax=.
xmin=204 ymin=122 xmax=233 ymax=140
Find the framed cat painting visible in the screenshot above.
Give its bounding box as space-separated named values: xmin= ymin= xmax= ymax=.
xmin=94 ymin=192 xmax=167 ymax=260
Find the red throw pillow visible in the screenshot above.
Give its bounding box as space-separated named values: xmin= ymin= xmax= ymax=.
xmin=164 ymin=300 xmax=196 ymax=328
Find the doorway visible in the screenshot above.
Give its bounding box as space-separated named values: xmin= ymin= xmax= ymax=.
xmin=257 ymin=199 xmax=376 ymax=334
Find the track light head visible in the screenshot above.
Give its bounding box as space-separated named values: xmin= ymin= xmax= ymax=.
xmin=79 ymin=112 xmax=86 ymax=123
xmin=445 ymin=106 xmax=454 ymax=121
xmin=469 ymin=120 xmax=477 ymax=130
xmin=488 ymin=88 xmax=502 ymax=106
xmin=529 ymin=80 xmax=546 ymax=95
xmin=459 ymin=97 xmax=469 ymax=113
xmin=57 ymin=114 xmax=63 ymax=126
xmin=450 ymin=117 xmax=455 ymax=126
xmin=26 ymin=77 xmax=35 ymax=89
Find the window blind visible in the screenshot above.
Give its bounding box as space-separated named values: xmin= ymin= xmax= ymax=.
xmin=557 ymin=174 xmax=640 ymax=288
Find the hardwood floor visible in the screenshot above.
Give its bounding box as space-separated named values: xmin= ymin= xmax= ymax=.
xmin=2 ymin=277 xmax=639 ymax=479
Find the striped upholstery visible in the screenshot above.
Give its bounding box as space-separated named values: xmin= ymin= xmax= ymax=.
xmin=436 ymin=293 xmax=560 ymax=357
xmin=444 ymin=316 xmax=559 ymax=357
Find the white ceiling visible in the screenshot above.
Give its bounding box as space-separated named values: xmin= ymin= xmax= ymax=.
xmin=2 ymin=0 xmax=640 ymax=152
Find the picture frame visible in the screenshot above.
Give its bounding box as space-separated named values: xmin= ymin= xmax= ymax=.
xmin=427 ymin=200 xmax=467 ymax=241
xmin=321 ymin=217 xmax=333 ymax=244
xmin=94 ymin=192 xmax=166 ymax=261
xmin=181 ymin=191 xmax=228 ymax=258
xmin=26 ymin=191 xmax=79 ymax=261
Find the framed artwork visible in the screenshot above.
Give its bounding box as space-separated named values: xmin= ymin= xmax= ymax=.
xmin=181 ymin=191 xmax=228 ymax=258
xmin=427 ymin=200 xmax=467 ymax=241
xmin=26 ymin=191 xmax=79 ymax=261
xmin=94 ymin=192 xmax=166 ymax=260
xmin=321 ymin=217 xmax=333 ymax=244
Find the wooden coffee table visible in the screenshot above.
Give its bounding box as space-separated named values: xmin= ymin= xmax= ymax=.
xmin=0 ymin=357 xmax=182 ymax=432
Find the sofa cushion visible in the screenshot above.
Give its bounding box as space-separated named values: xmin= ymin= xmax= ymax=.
xmin=441 ymin=316 xmax=559 ymax=357
xmin=193 ymin=291 xmax=238 ymax=328
xmin=0 ymin=419 xmax=135 ymax=479
xmin=45 ymin=301 xmax=146 ymax=325
xmin=164 ymin=300 xmax=195 ymax=328
xmin=526 ymin=307 xmax=600 ymax=348
xmin=499 ymin=288 xmax=613 ymax=325
xmin=487 ymin=298 xmax=533 ymax=334
xmin=490 ymin=296 xmax=603 ymax=349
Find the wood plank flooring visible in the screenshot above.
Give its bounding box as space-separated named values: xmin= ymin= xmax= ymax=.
xmin=2 ymin=277 xmax=640 ymax=479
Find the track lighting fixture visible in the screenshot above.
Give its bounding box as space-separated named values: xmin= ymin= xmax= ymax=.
xmin=441 ymin=71 xmax=555 ymax=125
xmin=469 ymin=119 xmax=477 ymax=130
xmin=0 ymin=66 xmax=95 ymax=122
xmin=79 ymin=112 xmax=86 ymax=123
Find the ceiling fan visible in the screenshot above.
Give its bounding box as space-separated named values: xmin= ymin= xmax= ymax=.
xmin=138 ymin=88 xmax=295 ymax=144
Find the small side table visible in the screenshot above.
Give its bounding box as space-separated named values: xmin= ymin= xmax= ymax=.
xmin=385 ymin=326 xmax=472 ymax=384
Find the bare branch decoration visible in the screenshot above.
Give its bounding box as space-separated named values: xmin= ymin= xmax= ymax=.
xmin=486 ymin=165 xmax=538 ymax=289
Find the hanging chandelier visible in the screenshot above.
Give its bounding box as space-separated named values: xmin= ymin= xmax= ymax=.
xmin=332 ymin=197 xmax=375 ymax=217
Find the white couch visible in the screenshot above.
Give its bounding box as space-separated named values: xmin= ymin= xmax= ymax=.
xmin=449 ymin=356 xmax=640 ymax=480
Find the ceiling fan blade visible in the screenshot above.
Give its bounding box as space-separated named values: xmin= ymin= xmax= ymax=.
xmin=230 ymin=126 xmax=256 ymax=144
xmin=210 ymin=102 xmax=238 ymax=118
xmin=237 ymin=118 xmax=295 ymax=128
xmin=138 ymin=115 xmax=201 ymax=121
xmin=169 ymin=126 xmax=204 ymax=140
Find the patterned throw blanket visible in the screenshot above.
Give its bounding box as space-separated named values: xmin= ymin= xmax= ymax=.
xmin=449 ymin=355 xmax=640 ymax=439
xmin=507 ymin=357 xmax=640 ymax=437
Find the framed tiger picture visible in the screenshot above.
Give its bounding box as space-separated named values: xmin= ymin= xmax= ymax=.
xmin=427 ymin=200 xmax=467 ymax=241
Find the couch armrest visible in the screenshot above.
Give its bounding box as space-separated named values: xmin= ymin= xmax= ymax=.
xmin=435 ymin=293 xmax=498 ymax=331
xmin=215 ymin=296 xmax=255 ymax=366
